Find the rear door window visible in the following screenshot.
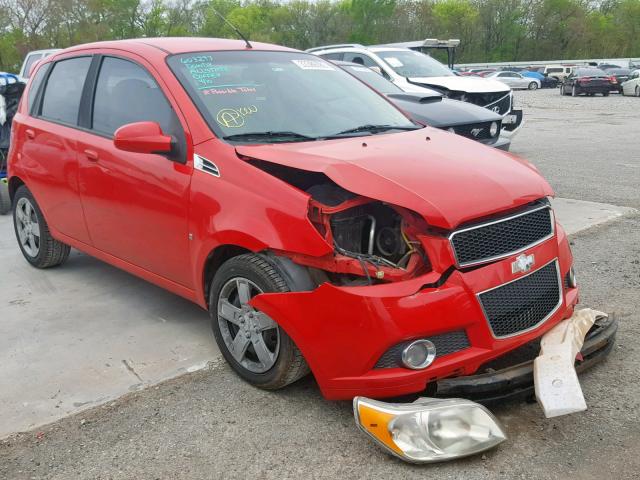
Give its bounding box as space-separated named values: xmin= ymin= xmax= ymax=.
xmin=319 ymin=52 xmax=344 ymax=61
xmin=40 ymin=57 xmax=92 ymax=126
xmin=92 ymin=57 xmax=174 ymax=136
xmin=343 ymin=53 xmax=377 ymax=68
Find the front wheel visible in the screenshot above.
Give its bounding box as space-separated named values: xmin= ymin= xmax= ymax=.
xmin=572 ymin=85 xmax=579 ymax=96
xmin=636 ymin=86 xmax=640 ymax=97
xmin=603 ymin=91 xmax=609 ymax=97
xmin=209 ymin=253 xmax=310 ymax=390
xmin=13 ymin=185 xmax=70 ymax=268
xmin=528 ymin=81 xmax=538 ymax=90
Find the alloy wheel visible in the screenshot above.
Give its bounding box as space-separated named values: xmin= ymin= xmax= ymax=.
xmin=217 ymin=277 xmax=280 ymax=373
xmin=15 ymin=197 xmax=40 ymax=257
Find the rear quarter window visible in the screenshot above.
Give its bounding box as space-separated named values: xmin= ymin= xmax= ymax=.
xmin=27 ymin=63 xmax=51 ymax=114
xmin=40 ymin=57 xmax=92 ymax=126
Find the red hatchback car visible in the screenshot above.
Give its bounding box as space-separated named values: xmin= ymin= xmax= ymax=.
xmin=8 ymin=38 xmax=609 ymax=401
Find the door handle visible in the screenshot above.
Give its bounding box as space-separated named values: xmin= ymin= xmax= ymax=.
xmin=26 ymin=129 xmax=35 ymax=139
xmin=84 ymin=149 xmax=99 ymax=161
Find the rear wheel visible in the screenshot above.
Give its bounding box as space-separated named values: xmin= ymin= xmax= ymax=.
xmin=572 ymin=85 xmax=579 ymax=96
xmin=209 ymin=253 xmax=310 ymax=390
xmin=603 ymin=91 xmax=609 ymax=97
xmin=13 ymin=185 xmax=70 ymax=268
xmin=528 ymin=81 xmax=538 ymax=90
xmin=636 ymin=86 xmax=639 ymax=97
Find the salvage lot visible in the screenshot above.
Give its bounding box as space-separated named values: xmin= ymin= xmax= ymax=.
xmin=1 ymin=88 xmax=639 ymax=479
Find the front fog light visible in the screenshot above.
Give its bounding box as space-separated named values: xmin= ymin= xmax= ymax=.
xmin=402 ymin=339 xmax=436 ymax=369
xmin=489 ymin=121 xmax=499 ymax=137
xmin=354 ymin=397 xmax=506 ymax=463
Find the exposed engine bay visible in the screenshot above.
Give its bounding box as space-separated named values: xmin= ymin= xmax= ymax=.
xmin=304 ymin=183 xmax=430 ymax=284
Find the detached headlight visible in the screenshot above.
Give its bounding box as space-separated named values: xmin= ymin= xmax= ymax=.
xmin=489 ymin=121 xmax=499 ymax=137
xmin=354 ymin=397 xmax=506 ymax=463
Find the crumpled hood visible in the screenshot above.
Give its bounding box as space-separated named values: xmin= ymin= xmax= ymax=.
xmin=236 ymin=128 xmax=553 ymax=230
xmin=408 ymin=75 xmax=510 ymax=94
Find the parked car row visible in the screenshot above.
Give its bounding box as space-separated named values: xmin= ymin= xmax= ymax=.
xmin=458 ymin=62 xmax=640 ymax=97
xmin=307 ymin=43 xmax=523 ymax=143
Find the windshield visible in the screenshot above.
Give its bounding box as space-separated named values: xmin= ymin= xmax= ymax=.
xmin=341 ymin=65 xmax=401 ymax=94
xmin=168 ymin=51 xmax=415 ymax=143
xmin=376 ymin=50 xmax=454 ymax=78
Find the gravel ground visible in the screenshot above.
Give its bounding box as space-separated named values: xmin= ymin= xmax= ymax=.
xmin=511 ymin=89 xmax=640 ymax=209
xmin=1 ymin=88 xmax=639 ymax=479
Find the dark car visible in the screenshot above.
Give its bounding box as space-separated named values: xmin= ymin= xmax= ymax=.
xmin=604 ymin=68 xmax=631 ymax=92
xmin=335 ymin=61 xmax=510 ymax=150
xmin=560 ymin=68 xmax=614 ymax=96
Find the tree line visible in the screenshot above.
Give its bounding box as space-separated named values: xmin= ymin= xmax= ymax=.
xmin=1 ymin=0 xmax=639 ymax=72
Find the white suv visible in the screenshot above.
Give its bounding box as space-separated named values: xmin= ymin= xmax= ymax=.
xmin=17 ymin=49 xmax=61 ymax=82
xmin=307 ymin=44 xmax=522 ymax=133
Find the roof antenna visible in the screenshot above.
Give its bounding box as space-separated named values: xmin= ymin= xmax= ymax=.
xmin=211 ymin=8 xmax=252 ymax=49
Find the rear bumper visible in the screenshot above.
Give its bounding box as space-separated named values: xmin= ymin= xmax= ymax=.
xmin=433 ymin=314 xmax=617 ymax=405
xmin=252 ymin=225 xmax=578 ymax=400
xmin=577 ymin=85 xmax=610 ymax=93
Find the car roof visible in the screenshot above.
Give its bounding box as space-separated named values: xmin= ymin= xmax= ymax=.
xmin=26 ymin=49 xmax=62 ymax=56
xmin=55 ymin=37 xmax=296 ymax=57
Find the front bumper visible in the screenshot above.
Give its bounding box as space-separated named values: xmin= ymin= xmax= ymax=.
xmin=252 ymin=224 xmax=578 ymax=400
xmin=433 ymin=314 xmax=617 ymax=405
xmin=501 ymin=109 xmax=524 ymax=134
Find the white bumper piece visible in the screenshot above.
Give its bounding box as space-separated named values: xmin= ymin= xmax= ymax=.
xmin=534 ymin=308 xmax=608 ymax=418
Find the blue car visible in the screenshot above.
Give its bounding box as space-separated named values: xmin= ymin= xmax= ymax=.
xmin=522 ymin=71 xmax=559 ymax=89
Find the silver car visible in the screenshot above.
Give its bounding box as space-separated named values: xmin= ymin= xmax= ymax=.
xmin=486 ymin=71 xmax=541 ymax=90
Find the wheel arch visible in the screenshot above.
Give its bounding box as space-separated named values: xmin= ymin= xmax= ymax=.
xmin=8 ymin=175 xmax=26 ymax=202
xmin=202 ymin=244 xmax=252 ymax=308
xmin=201 ymin=244 xmax=317 ymax=310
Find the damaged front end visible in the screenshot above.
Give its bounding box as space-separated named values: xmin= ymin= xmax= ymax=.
xmin=233 ymin=149 xmax=602 ymax=403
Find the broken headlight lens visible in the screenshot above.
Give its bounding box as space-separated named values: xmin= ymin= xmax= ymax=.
xmin=354 ymin=397 xmax=506 ymax=463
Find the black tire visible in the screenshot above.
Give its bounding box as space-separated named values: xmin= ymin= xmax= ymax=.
xmin=0 ymin=181 xmax=10 ymax=215
xmin=528 ymin=81 xmax=538 ymax=90
xmin=603 ymin=91 xmax=609 ymax=97
xmin=12 ymin=185 xmax=70 ymax=268
xmin=636 ymin=86 xmax=640 ymax=97
xmin=572 ymin=85 xmax=579 ymax=96
xmin=209 ymin=253 xmax=310 ymax=390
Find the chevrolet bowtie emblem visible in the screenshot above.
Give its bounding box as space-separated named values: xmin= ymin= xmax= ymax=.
xmin=512 ymin=253 xmax=535 ymax=274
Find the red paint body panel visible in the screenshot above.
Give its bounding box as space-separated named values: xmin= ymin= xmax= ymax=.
xmin=8 ymin=38 xmax=577 ymax=400
xmin=236 ymin=128 xmax=552 ymax=230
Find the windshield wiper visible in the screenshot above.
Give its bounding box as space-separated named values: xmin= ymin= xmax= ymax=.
xmin=222 ymin=131 xmax=316 ymax=143
xmin=323 ymin=124 xmax=421 ymax=139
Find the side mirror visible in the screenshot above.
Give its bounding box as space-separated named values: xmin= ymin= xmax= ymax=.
xmin=113 ymin=121 xmax=173 ymax=155
xmin=369 ymin=66 xmax=383 ymax=75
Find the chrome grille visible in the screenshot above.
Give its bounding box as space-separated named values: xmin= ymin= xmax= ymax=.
xmin=477 ymin=260 xmax=562 ymax=338
xmin=449 ymin=203 xmax=554 ymax=267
